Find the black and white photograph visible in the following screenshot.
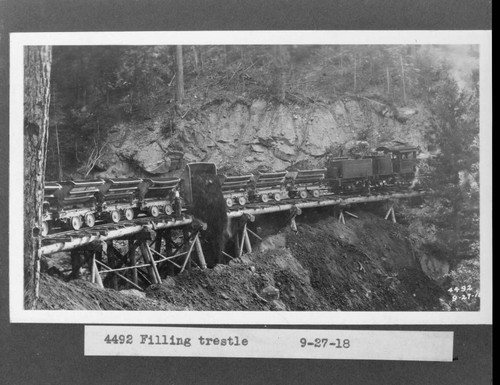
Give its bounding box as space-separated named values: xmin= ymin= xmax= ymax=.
xmin=10 ymin=32 xmax=491 ymax=325
xmin=0 ymin=1 xmax=492 ymax=384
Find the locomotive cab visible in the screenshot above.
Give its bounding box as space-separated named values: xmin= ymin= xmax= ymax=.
xmin=375 ymin=144 xmax=418 ymax=175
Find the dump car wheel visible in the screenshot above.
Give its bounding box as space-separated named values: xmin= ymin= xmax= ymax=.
xmin=124 ymin=208 xmax=135 ymax=221
xmin=238 ymin=196 xmax=246 ymax=206
xmin=226 ymin=198 xmax=234 ymax=207
xmin=312 ymin=189 xmax=320 ymax=198
xmin=41 ymin=221 xmax=49 ymax=236
xmin=299 ymin=190 xmax=308 ymax=199
xmin=164 ymin=204 xmax=173 ymax=215
xmin=149 ymin=206 xmax=160 ymax=217
xmin=85 ymin=213 xmax=96 ymax=228
xmin=110 ymin=210 xmax=121 ymax=223
xmin=274 ymin=193 xmax=281 ymax=202
xmin=261 ymin=194 xmax=269 ymax=203
xmin=71 ymin=216 xmax=82 ymax=231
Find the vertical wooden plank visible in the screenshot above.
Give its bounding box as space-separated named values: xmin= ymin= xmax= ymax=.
xmin=238 ymin=224 xmax=246 ymax=258
xmin=194 ymin=234 xmax=207 ymax=269
xmin=107 ymin=241 xmax=118 ymax=290
xmin=90 ymin=253 xmax=96 ymax=283
xmin=155 ymin=230 xmax=162 ymax=254
xmin=93 ymin=259 xmax=104 ymax=289
xmin=128 ymin=239 xmax=137 ymax=285
xmin=243 ymin=227 xmax=252 ymax=253
xmin=70 ymin=250 xmax=81 ymax=278
xmin=234 ymin=231 xmax=240 ymax=259
xmin=180 ymin=234 xmax=197 ymax=273
xmin=391 ymin=206 xmax=397 ymax=223
xmin=139 ymin=242 xmax=160 ymax=284
xmin=147 ymin=245 xmax=162 ymax=283
xmin=164 ymin=230 xmax=174 ymax=276
xmin=385 ymin=204 xmax=393 ymax=220
xmin=339 ymin=210 xmax=345 ymax=224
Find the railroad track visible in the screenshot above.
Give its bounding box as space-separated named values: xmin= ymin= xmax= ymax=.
xmin=39 ymin=189 xmax=426 ymax=256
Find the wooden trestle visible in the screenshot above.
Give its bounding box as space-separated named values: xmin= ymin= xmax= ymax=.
xmin=225 ymin=190 xmax=424 ymax=263
xmin=40 ymin=190 xmax=425 ymax=290
xmin=60 ymin=216 xmax=207 ymax=291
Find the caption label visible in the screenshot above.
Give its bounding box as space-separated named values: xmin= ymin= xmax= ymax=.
xmin=85 ymin=326 xmax=453 ymax=361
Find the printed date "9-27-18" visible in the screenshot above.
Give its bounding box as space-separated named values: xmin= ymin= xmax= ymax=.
xmin=300 ymin=338 xmax=351 ymax=348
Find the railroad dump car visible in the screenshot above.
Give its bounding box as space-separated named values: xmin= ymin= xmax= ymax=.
xmin=42 ymin=179 xmax=104 ymax=233
xmin=137 ymin=177 xmax=180 ymax=217
xmin=43 ymin=182 xmax=62 ymax=211
xmin=287 ymin=168 xmax=327 ymax=199
xmin=219 ymin=174 xmax=253 ymax=207
xmin=251 ymin=170 xmax=288 ymax=202
xmin=96 ymin=178 xmax=142 ymax=222
xmin=41 ymin=182 xmax=63 ymax=235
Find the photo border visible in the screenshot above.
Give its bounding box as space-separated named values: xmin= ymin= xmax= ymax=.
xmin=10 ymin=30 xmax=492 ymax=325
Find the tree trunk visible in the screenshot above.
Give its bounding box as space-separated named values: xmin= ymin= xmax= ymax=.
xmin=24 ymin=45 xmax=52 ymax=309
xmin=272 ymin=46 xmax=287 ymax=102
xmin=353 ymin=55 xmax=357 ymax=93
xmin=175 ymin=45 xmax=184 ymax=104
xmin=191 ymin=46 xmax=200 ymax=74
xmin=400 ymin=54 xmax=407 ymax=105
xmin=52 ymin=89 xmax=63 ymax=180
xmin=55 ymin=121 xmax=63 ymax=180
xmin=386 ymin=66 xmax=390 ymax=96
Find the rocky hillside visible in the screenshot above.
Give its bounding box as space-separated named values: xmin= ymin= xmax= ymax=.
xmin=95 ymin=95 xmax=426 ymax=178
xmin=47 ymin=45 xmax=478 ymax=180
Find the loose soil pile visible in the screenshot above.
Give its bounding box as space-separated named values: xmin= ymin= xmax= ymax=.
xmin=36 ymin=210 xmax=448 ymax=311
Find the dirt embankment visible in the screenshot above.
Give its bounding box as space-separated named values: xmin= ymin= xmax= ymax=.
xmin=37 ymin=210 xmax=448 ymax=311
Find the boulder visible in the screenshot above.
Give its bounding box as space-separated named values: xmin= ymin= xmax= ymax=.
xmin=261 ymin=285 xmax=280 ymax=300
xmin=251 ymin=144 xmax=266 ymax=153
xmin=273 ymin=142 xmax=296 ymax=161
xmin=419 ymin=254 xmax=450 ymax=281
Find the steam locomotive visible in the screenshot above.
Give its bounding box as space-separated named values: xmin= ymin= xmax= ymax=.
xmin=41 ymin=143 xmax=418 ymax=235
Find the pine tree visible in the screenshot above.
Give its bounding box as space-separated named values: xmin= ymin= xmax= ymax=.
xmin=24 ymin=45 xmax=52 ymax=308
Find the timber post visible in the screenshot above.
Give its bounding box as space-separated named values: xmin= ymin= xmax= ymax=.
xmin=338 ymin=209 xmax=345 ymax=224
xmin=384 ymin=203 xmax=396 ymax=223
xmin=235 ymin=213 xmax=255 ymax=258
xmin=289 ymin=205 xmax=302 ymax=232
xmin=128 ymin=239 xmax=137 ymax=284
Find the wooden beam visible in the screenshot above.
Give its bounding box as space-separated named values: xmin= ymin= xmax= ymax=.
xmin=90 ymin=254 xmax=96 ymax=283
xmin=243 ymin=226 xmax=252 ymax=253
xmin=246 ymin=228 xmax=262 ymax=241
xmin=95 ymin=259 xmax=143 ymax=291
xmin=339 ymin=210 xmax=345 ymax=224
xmin=128 ymin=239 xmax=137 ymax=284
xmin=180 ymin=233 xmax=198 ymax=273
xmin=238 ymin=224 xmax=246 ymax=258
xmin=222 ymin=251 xmax=236 ymax=260
xmin=384 ymin=206 xmax=392 ymax=220
xmin=40 ymin=216 xmax=195 ymax=255
xmin=139 ymin=241 xmax=160 ymax=284
xmin=92 ymin=258 xmax=104 ymax=288
xmin=194 ymin=235 xmax=207 ymax=269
